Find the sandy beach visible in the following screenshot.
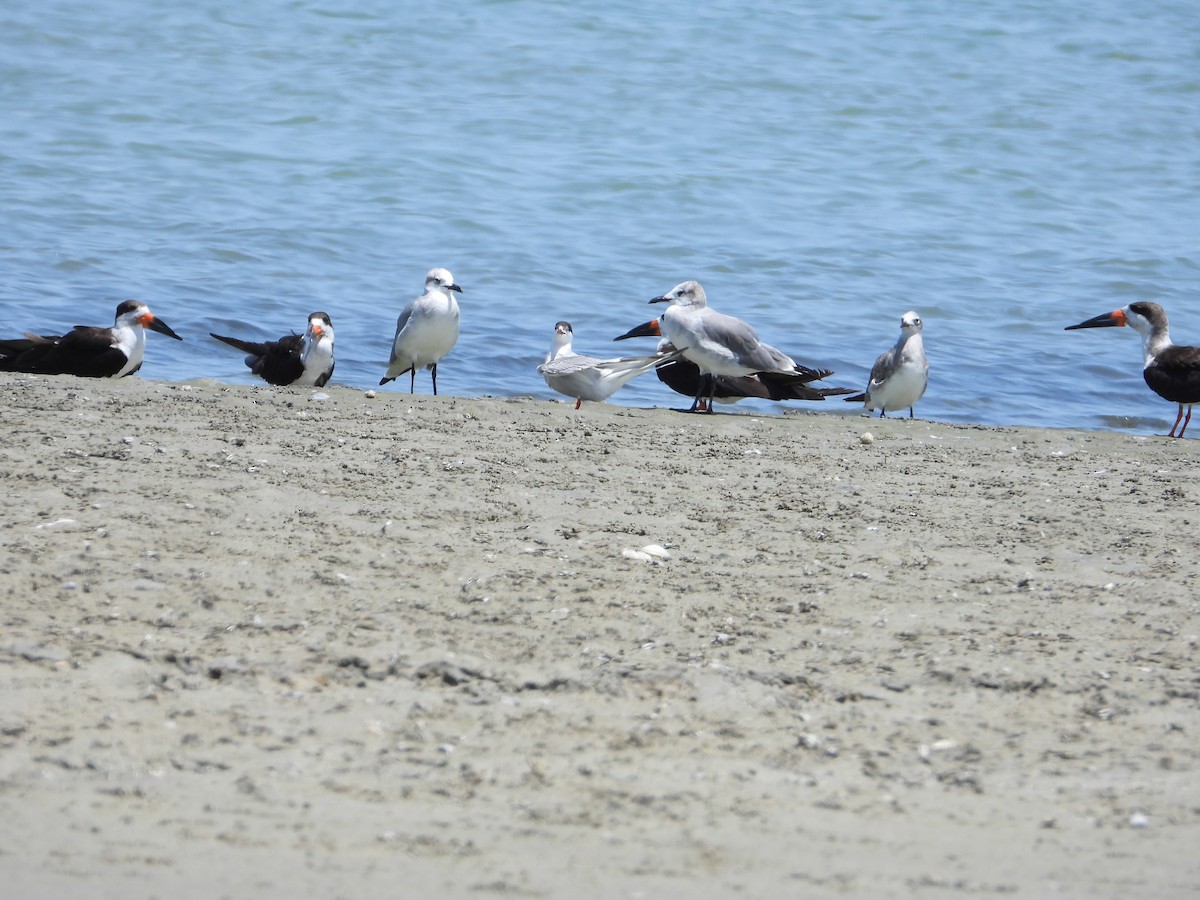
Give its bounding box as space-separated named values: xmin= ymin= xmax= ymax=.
xmin=1 ymin=373 xmax=1197 ymax=898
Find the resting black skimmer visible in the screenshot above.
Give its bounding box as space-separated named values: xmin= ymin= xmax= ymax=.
xmin=614 ymin=319 xmax=854 ymax=410
xmin=380 ymin=267 xmax=461 ymax=394
xmin=1066 ymin=301 xmax=1200 ymax=438
xmin=649 ymin=280 xmax=836 ymax=413
xmin=845 ymin=310 xmax=928 ymax=418
xmin=210 ymin=311 xmax=335 ymax=387
xmin=539 ymin=321 xmax=683 ymax=409
xmin=0 ymin=300 xmax=182 ymax=378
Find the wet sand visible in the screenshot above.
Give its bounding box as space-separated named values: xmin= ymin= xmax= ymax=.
xmin=1 ymin=374 xmax=1197 ymax=898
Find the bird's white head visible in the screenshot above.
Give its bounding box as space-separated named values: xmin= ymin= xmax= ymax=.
xmin=651 ymin=281 xmax=707 ymax=309
xmin=545 ymin=320 xmax=574 ymax=361
xmin=425 ymin=268 xmax=462 ymax=294
xmin=900 ymin=310 xmax=923 ymax=336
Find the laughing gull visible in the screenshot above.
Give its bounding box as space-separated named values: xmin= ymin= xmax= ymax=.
xmin=614 ymin=318 xmax=855 ymax=410
xmin=845 ymin=310 xmax=928 ymax=418
xmin=380 ymin=267 xmax=461 ymax=394
xmin=648 ymin=280 xmax=834 ymax=413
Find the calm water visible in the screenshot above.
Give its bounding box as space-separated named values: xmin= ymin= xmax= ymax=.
xmin=2 ymin=1 xmax=1197 ymax=432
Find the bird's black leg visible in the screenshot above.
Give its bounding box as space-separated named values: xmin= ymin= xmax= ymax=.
xmin=431 ymin=363 xmax=438 ymax=396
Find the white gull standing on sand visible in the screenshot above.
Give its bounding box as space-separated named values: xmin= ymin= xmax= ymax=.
xmin=613 ymin=317 xmax=854 ymax=410
xmin=379 ymin=268 xmax=461 ymax=394
xmin=538 ymin=320 xmax=683 ymax=409
xmin=648 ymin=280 xmax=833 ymax=412
xmin=846 ymin=310 xmax=928 ymax=418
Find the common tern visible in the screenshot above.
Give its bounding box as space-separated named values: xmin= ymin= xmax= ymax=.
xmin=538 ymin=320 xmax=683 ymax=409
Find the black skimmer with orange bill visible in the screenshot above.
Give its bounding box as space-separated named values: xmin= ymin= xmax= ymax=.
xmin=1066 ymin=301 xmax=1200 ymax=438
xmin=210 ymin=311 xmax=335 ymax=387
xmin=538 ymin=321 xmax=683 ymax=409
xmin=648 ymin=280 xmax=836 ymax=413
xmin=0 ymin=300 xmax=182 ymax=378
xmin=380 ymin=267 xmax=461 ymax=394
xmin=844 ymin=310 xmax=929 ymax=418
xmin=614 ymin=318 xmax=854 ymax=411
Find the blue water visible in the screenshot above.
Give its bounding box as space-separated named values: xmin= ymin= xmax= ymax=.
xmin=2 ymin=1 xmax=1197 ymax=432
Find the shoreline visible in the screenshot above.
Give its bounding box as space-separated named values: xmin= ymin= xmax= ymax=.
xmin=1 ymin=374 xmax=1197 ymax=898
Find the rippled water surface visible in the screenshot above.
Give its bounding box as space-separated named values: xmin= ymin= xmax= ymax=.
xmin=3 ymin=1 xmax=1197 ymax=432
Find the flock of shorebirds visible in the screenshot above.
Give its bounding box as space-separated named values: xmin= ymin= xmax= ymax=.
xmin=1 ymin=268 xmax=1197 ymax=437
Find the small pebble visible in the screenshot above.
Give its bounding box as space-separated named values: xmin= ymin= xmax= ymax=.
xmin=364 ymin=389 xmax=377 ymax=399
xmin=860 ymin=432 xmax=874 ymax=445
xmin=1130 ymin=812 xmax=1149 ymax=828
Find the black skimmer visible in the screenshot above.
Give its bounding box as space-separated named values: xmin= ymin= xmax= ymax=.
xmin=210 ymin=311 xmax=335 ymax=387
xmin=0 ymin=300 xmax=182 ymax=378
xmin=648 ymin=280 xmax=837 ymax=413
xmin=1066 ymin=301 xmax=1200 ymax=437
xmin=538 ymin=321 xmax=684 ymax=409
xmin=844 ymin=310 xmax=928 ymax=418
xmin=379 ymin=267 xmax=461 ymax=394
xmin=614 ymin=318 xmax=855 ymax=410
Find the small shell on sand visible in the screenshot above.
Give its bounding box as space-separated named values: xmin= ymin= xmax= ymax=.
xmin=860 ymin=432 xmax=875 ymax=445
xmin=622 ymin=544 xmax=671 ymax=563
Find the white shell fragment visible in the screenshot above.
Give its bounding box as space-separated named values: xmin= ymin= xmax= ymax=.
xmin=860 ymin=432 xmax=875 ymax=445
xmin=36 ymin=518 xmax=78 ymax=530
xmin=622 ymin=544 xmax=671 ymax=564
